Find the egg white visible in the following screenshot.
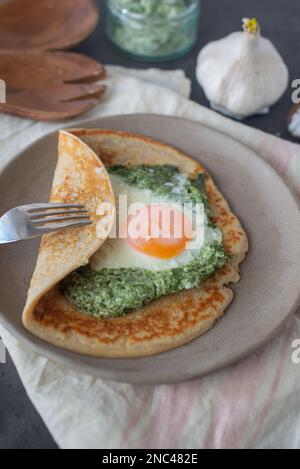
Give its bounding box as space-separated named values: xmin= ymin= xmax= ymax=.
xmin=90 ymin=174 xmax=222 ymax=272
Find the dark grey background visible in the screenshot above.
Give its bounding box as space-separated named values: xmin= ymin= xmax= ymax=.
xmin=0 ymin=0 xmax=299 ymax=449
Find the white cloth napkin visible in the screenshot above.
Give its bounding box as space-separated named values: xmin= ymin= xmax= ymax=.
xmin=0 ymin=66 xmax=300 ymax=449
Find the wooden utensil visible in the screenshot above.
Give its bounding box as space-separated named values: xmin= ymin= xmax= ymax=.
xmin=0 ymin=0 xmax=99 ymax=51
xmin=0 ymin=50 xmax=107 ymax=121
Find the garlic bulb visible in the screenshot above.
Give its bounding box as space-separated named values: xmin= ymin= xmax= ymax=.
xmin=288 ymin=104 xmax=300 ymax=138
xmin=196 ymin=18 xmax=289 ymax=119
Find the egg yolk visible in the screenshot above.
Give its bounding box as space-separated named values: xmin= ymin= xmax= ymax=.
xmin=126 ymin=204 xmax=193 ymax=259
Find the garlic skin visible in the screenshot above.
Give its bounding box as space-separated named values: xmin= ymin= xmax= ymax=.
xmin=196 ymin=19 xmax=289 ymax=120
xmin=288 ymin=104 xmax=300 ymax=138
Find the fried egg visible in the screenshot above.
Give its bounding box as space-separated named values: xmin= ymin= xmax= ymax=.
xmin=90 ymin=174 xmax=221 ymax=272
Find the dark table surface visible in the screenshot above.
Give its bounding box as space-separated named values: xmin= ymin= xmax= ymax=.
xmin=0 ymin=0 xmax=299 ymax=449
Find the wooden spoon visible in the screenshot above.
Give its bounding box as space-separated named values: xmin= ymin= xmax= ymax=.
xmin=0 ymin=0 xmax=99 ymax=51
xmin=0 ymin=50 xmax=107 ymax=121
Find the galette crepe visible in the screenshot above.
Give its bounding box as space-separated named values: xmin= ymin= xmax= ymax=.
xmin=23 ymin=129 xmax=248 ymax=358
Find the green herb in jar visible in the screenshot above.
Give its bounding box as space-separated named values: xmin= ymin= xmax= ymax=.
xmin=117 ymin=0 xmax=187 ymax=17
xmin=107 ymin=0 xmax=200 ymax=61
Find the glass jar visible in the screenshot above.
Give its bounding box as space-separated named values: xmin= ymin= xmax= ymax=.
xmin=106 ymin=0 xmax=201 ymax=62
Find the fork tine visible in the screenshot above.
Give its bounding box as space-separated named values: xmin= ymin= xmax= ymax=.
xmin=30 ymin=209 xmax=88 ymax=219
xmin=26 ymin=203 xmax=85 ymax=213
xmin=32 ymin=215 xmax=90 ymax=225
xmin=58 ymin=83 xmax=106 ymax=103
xmin=35 ymin=220 xmax=92 ymax=232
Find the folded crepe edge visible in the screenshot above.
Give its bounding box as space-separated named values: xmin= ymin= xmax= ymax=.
xmin=22 ymin=130 xmax=115 ymax=331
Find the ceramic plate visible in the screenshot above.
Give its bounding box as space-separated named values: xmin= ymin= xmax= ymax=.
xmin=0 ymin=115 xmax=300 ymax=384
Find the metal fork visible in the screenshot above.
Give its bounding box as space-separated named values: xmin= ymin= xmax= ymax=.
xmin=0 ymin=203 xmax=91 ymax=245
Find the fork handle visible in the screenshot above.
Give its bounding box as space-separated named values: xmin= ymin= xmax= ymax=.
xmin=0 ymin=219 xmax=16 ymax=244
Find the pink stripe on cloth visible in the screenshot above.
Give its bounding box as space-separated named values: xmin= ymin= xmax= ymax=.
xmin=138 ymin=381 xmax=201 ymax=449
xmin=203 ymin=348 xmax=270 ymax=449
xmin=246 ymin=320 xmax=295 ymax=448
xmin=119 ymin=389 xmax=153 ymax=448
xmin=159 ymin=381 xmax=201 ymax=448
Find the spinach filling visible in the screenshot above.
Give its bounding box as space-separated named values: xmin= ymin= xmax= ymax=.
xmin=108 ymin=165 xmax=208 ymax=210
xmin=63 ymin=244 xmax=228 ymax=318
xmin=62 ymin=165 xmax=229 ymax=318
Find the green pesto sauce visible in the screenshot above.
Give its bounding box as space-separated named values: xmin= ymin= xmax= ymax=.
xmin=63 ymin=244 xmax=228 ymax=318
xmin=62 ymin=165 xmax=228 ymax=319
xmin=109 ymin=1 xmax=192 ymax=58
xmin=108 ymin=165 xmax=208 ymax=209
xmin=116 ymin=0 xmax=187 ymax=18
